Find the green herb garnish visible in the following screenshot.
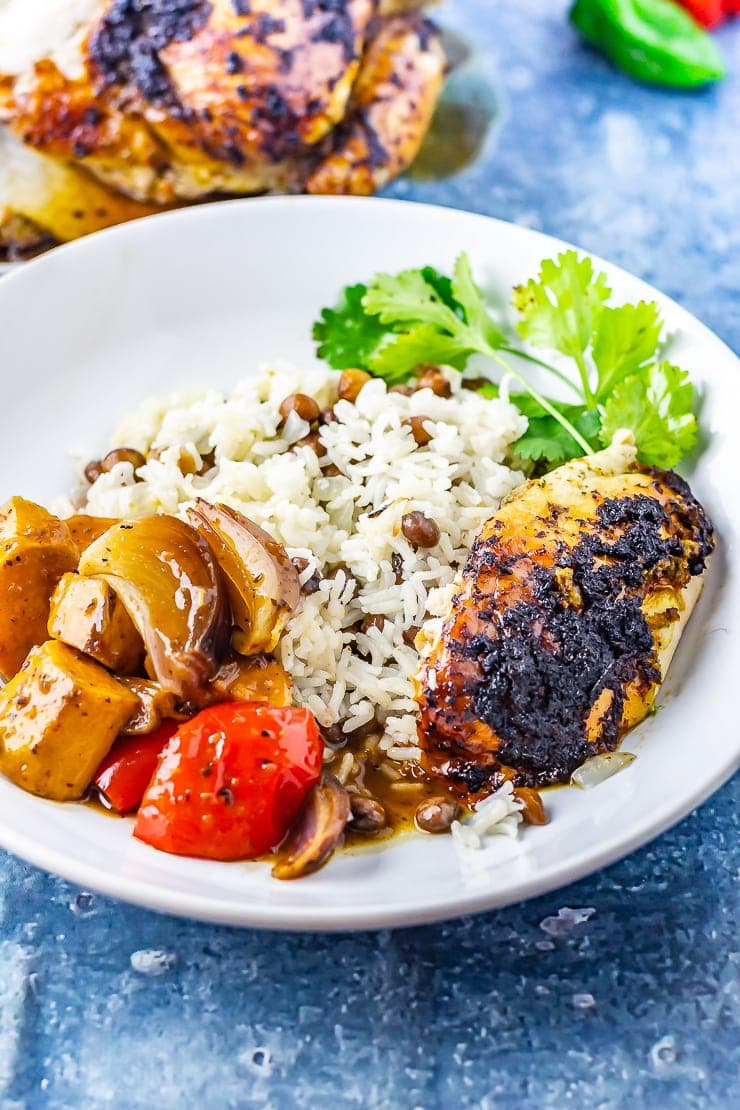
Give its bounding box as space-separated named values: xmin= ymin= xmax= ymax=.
xmin=312 ymin=249 xmax=699 ymax=471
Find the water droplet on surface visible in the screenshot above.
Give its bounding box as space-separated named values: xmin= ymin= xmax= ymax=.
xmin=130 ymin=949 xmax=177 ymax=976
xmin=572 ymin=993 xmax=596 ymax=1010
xmin=70 ymin=891 xmax=96 ymax=918
xmin=539 ymin=906 xmax=596 ymax=938
xmin=22 ymin=921 xmax=39 ymax=942
xmin=651 ymin=1036 xmax=679 ymax=1071
xmin=238 ymin=1047 xmax=272 ymax=1077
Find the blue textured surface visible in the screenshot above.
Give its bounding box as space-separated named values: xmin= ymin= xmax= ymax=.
xmin=1 ymin=2 xmax=738 ymax=1106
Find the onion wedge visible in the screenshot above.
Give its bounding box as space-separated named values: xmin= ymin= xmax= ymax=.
xmin=78 ymin=517 xmax=228 ymax=702
xmin=188 ymin=501 xmax=300 ymax=656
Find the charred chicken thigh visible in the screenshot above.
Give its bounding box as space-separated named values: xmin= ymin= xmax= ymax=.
xmin=415 ymin=435 xmax=714 ymax=797
xmin=0 ymin=0 xmax=445 ymax=255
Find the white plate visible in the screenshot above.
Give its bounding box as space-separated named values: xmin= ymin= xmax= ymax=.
xmin=0 ymin=196 xmax=737 ymax=930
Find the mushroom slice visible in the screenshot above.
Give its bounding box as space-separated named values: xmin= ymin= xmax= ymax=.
xmin=78 ymin=517 xmax=228 ymax=702
xmin=272 ymin=774 xmax=351 ymax=880
xmin=188 ymin=501 xmax=300 ymax=656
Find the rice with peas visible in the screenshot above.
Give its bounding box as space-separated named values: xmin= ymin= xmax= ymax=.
xmin=74 ymin=365 xmax=527 ymax=770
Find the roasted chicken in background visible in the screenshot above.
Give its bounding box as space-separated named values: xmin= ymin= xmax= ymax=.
xmin=0 ymin=0 xmax=446 ymax=257
xmin=415 ymin=435 xmax=715 ymax=798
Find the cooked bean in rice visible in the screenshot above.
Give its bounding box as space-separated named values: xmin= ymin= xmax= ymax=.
xmin=75 ymin=365 xmax=527 ymax=768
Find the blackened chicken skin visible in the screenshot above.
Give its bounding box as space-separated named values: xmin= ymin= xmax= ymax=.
xmin=415 ymin=436 xmax=714 ymax=798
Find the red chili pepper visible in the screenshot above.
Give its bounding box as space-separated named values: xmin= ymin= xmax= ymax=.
xmin=94 ymin=721 xmax=179 ymax=814
xmin=134 ymin=703 xmax=323 ymax=861
xmin=677 ymin=0 xmax=728 ymax=25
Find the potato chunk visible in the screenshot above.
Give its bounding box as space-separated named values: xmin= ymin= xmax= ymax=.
xmin=48 ymin=573 xmax=144 ymax=674
xmin=0 ymin=640 xmax=138 ymax=800
xmin=65 ymin=515 xmax=119 ymax=555
xmin=0 ymin=498 xmax=79 ymax=680
xmin=212 ymin=656 xmax=293 ymax=707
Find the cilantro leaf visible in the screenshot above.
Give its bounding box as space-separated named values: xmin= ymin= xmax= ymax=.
xmin=359 ymin=254 xmax=505 ymax=381
xmin=313 ymin=250 xmax=701 ymax=474
xmin=451 ymin=253 xmax=506 ymax=350
xmin=513 ymin=251 xmax=611 ymax=361
xmin=312 ymin=284 xmax=388 ymax=370
xmin=360 ymin=255 xmax=595 ymax=455
xmin=362 ymin=268 xmax=460 ymax=331
xmin=420 ymin=266 xmax=461 ymax=315
xmin=513 ymin=418 xmax=588 ymax=467
xmin=599 ymin=361 xmax=698 ymax=468
xmin=593 ymin=301 xmax=663 ymax=399
xmin=478 ymin=387 xmax=600 ymax=468
xmin=368 ymin=325 xmax=470 ymax=382
xmin=509 ymin=401 xmax=600 ymax=468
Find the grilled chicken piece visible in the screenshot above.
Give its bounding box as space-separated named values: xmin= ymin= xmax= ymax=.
xmin=306 ymin=15 xmax=445 ymax=195
xmin=0 ymin=0 xmax=444 ymax=255
xmin=415 ymin=435 xmax=715 ymax=797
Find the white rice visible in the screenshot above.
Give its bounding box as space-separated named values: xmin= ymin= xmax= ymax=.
xmin=74 ymin=364 xmax=527 ymax=764
xmin=450 ymin=782 xmax=523 ymax=848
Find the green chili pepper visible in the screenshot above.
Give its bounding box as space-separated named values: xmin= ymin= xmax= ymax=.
xmin=570 ymin=0 xmax=726 ymax=88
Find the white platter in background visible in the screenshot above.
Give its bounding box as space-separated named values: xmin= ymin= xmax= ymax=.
xmin=0 ymin=196 xmax=737 ymax=930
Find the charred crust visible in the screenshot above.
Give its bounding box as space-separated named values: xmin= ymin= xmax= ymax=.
xmin=310 ymin=11 xmax=358 ymax=64
xmin=444 ymin=760 xmax=503 ymax=796
xmin=357 ymin=108 xmax=387 ymax=167
xmin=302 ymin=0 xmax=349 ymax=16
xmin=225 ymin=50 xmax=245 ymax=74
xmin=414 ymin=18 xmax=436 ymax=52
xmin=421 ymin=476 xmax=714 ymax=790
xmin=469 ymin=585 xmax=659 ymax=786
xmin=249 ymin=84 xmax=304 ymax=160
xmin=243 ymin=13 xmax=287 ymax=43
xmin=90 ymin=0 xmax=212 ymax=107
xmin=0 ymin=215 xmax=58 ymax=262
xmin=277 ymin=48 xmax=295 ymax=74
xmin=222 ymin=142 xmax=246 ymax=165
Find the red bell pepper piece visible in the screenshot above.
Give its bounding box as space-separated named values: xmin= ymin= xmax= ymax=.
xmin=134 ymin=703 xmax=323 ymax=861
xmin=94 ymin=721 xmax=179 ymax=814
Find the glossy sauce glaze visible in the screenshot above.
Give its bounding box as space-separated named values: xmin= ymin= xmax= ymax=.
xmin=85 ymin=727 xmax=465 ymax=848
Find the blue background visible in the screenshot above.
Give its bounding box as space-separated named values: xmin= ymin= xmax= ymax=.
xmin=1 ymin=2 xmax=738 ymax=1106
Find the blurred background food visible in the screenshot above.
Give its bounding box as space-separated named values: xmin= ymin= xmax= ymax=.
xmin=0 ymin=0 xmax=736 ymax=261
xmin=0 ymin=0 xmax=447 ymax=258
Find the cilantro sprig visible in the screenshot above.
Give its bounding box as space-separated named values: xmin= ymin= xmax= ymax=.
xmin=312 ymin=250 xmax=699 ymax=470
